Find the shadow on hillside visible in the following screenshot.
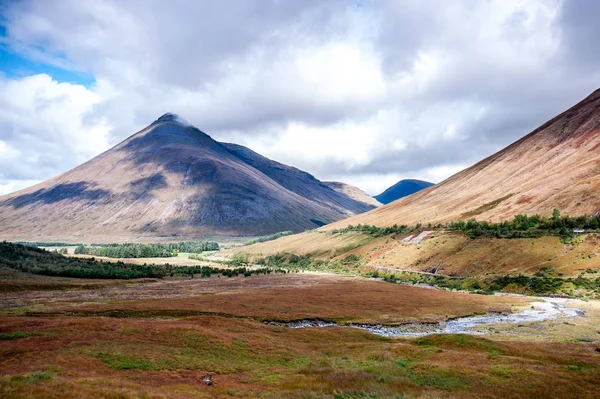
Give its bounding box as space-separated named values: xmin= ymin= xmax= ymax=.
xmin=3 ymin=182 xmax=112 ymax=208
xmin=129 ymin=173 xmax=168 ymax=198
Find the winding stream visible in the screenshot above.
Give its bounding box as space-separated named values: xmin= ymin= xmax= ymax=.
xmin=265 ymin=298 xmax=584 ymax=337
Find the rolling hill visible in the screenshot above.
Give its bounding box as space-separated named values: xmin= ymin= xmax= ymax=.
xmin=374 ymin=179 xmax=434 ymax=204
xmin=0 ymin=113 xmax=377 ymax=242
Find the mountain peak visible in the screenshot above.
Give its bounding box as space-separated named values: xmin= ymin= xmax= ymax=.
xmin=154 ymin=112 xmax=192 ymax=127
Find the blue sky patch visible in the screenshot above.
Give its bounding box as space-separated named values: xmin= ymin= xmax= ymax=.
xmin=0 ymin=24 xmax=95 ymax=86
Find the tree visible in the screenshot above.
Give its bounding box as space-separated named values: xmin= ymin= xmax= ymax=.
xmin=74 ymin=245 xmax=89 ymax=255
xmin=552 ymin=209 xmax=561 ymax=220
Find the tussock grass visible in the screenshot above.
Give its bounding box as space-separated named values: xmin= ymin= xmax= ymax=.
xmin=1 ymin=274 xmax=599 ymax=398
xmin=0 ymin=331 xmax=30 ymax=340
xmin=412 ymin=335 xmax=500 ymax=354
xmin=489 ymin=366 xmax=513 ymax=378
xmin=7 ymin=371 xmax=53 ymax=385
xmin=411 ymin=370 xmax=468 ymax=391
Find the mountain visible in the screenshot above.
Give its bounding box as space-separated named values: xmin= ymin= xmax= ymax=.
xmin=219 ymin=144 xmax=379 ymax=214
xmin=325 ymin=88 xmax=600 ymax=229
xmin=0 ymin=113 xmax=377 ymax=242
xmin=374 ymin=179 xmax=434 ymax=204
xmin=323 ymin=182 xmax=381 ymax=207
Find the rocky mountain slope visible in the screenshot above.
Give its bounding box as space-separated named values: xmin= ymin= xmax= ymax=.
xmin=0 ymin=114 xmax=377 ymax=242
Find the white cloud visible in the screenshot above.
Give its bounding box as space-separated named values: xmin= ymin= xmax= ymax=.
xmin=0 ymin=74 xmax=111 ymax=181
xmin=0 ymin=179 xmax=42 ymax=196
xmin=0 ymin=0 xmax=598 ymax=196
xmin=294 ymin=41 xmax=386 ymax=104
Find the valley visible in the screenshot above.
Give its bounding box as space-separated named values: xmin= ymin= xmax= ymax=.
xmin=1 ymin=227 xmax=600 ymax=398
xmin=2 ymin=2 xmax=599 ymax=397
xmin=0 ymin=80 xmax=599 ymax=398
xmin=1 ymin=270 xmax=599 ymax=398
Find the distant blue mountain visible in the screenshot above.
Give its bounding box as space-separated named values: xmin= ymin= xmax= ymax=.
xmin=375 ymin=179 xmax=434 ymax=204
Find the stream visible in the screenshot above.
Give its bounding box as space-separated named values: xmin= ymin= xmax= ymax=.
xmin=265 ymin=298 xmax=584 ymax=337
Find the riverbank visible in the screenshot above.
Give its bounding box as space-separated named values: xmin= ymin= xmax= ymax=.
xmin=265 ymin=297 xmax=585 ymax=337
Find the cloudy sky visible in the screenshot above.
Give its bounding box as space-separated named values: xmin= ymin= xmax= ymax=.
xmin=0 ymin=0 xmax=598 ymax=196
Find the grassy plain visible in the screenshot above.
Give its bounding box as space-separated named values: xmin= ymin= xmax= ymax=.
xmin=68 ymin=252 xmax=220 ymax=267
xmin=1 ymin=270 xmax=599 ymax=398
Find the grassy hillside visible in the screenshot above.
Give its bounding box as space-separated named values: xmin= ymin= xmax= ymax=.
xmin=325 ymin=89 xmax=600 ymax=230
xmin=230 ymin=228 xmax=600 ymax=276
xmin=228 ymin=222 xmax=600 ymax=297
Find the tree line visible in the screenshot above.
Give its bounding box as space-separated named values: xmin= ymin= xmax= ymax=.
xmin=74 ymin=241 xmax=220 ymax=258
xmin=331 ymin=224 xmax=414 ymax=237
xmin=0 ymin=241 xmax=284 ymax=280
xmin=331 ymin=210 xmax=600 ymax=240
xmin=16 ymin=242 xmax=82 ymax=247
xmin=366 ymin=268 xmax=600 ymax=297
xmin=244 ymin=231 xmax=293 ymax=246
xmin=446 ymin=210 xmax=600 ymax=240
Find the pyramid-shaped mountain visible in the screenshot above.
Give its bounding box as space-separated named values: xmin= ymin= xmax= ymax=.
xmin=0 ymin=114 xmax=378 ymax=242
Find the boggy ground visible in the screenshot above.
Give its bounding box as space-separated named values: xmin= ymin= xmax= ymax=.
xmin=1 ymin=271 xmax=599 ymax=398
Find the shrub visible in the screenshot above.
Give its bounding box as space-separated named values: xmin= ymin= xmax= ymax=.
xmin=0 ymin=331 xmax=30 ymax=340
xmin=244 ymin=231 xmax=293 ymax=246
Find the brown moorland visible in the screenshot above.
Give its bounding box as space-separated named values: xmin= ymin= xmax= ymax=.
xmin=1 ymin=272 xmax=599 ymax=398
xmin=8 ymin=274 xmax=523 ymax=324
